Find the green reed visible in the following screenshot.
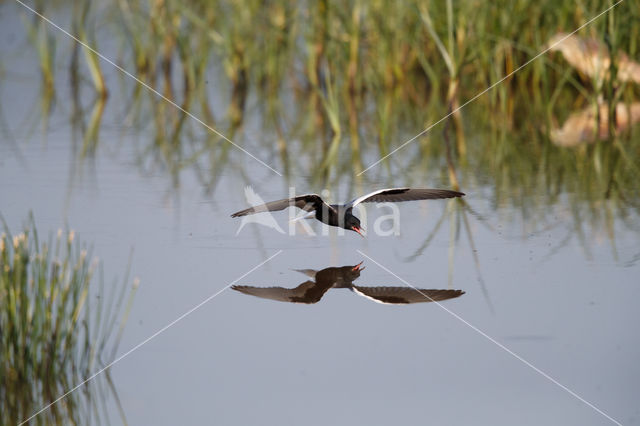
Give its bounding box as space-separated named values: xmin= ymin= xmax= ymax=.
xmin=24 ymin=2 xmax=56 ymax=129
xmin=95 ymin=0 xmax=639 ymax=163
xmin=74 ymin=1 xmax=108 ymax=98
xmin=0 ymin=216 xmax=137 ymax=425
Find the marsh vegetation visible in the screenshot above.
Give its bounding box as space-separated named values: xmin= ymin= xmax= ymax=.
xmin=0 ymin=216 xmax=136 ymax=425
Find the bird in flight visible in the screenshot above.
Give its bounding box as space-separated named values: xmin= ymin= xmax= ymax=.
xmin=230 ymin=187 xmax=464 ymax=236
xmin=231 ymin=262 xmax=465 ymax=305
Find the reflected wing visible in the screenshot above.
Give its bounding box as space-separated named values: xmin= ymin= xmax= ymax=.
xmin=348 ymin=188 xmax=464 ymax=207
xmin=351 ymin=286 xmax=465 ymax=305
xmin=231 ymin=280 xmax=329 ymax=304
xmin=231 ymin=194 xmax=329 ymax=217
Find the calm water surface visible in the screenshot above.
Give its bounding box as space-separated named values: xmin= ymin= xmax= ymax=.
xmin=1 ymin=4 xmax=639 ymax=426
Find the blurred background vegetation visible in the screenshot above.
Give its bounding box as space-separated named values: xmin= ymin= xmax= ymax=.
xmin=13 ymin=0 xmax=639 ymax=253
xmin=2 ymin=0 xmax=638 ymax=234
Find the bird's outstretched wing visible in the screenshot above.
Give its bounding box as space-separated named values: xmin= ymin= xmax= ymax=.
xmin=231 ymin=280 xmax=330 ymax=304
xmin=350 ymin=286 xmax=465 ymax=305
xmin=231 ymin=194 xmax=330 ymax=217
xmin=348 ymin=188 xmax=464 ymax=207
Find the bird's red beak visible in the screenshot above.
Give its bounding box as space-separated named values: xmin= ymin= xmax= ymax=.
xmin=351 ymin=225 xmax=365 ymax=237
xmin=352 ymin=261 xmax=365 ymax=271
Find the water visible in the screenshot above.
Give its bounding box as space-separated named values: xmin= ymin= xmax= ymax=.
xmin=1 ymin=3 xmax=639 ymax=425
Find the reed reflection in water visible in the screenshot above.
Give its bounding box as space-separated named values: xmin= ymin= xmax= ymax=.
xmin=8 ymin=0 xmax=640 ymax=263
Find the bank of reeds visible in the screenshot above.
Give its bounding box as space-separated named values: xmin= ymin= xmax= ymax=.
xmin=0 ymin=216 xmax=136 ymax=425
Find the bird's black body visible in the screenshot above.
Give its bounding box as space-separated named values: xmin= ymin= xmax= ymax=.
xmin=315 ymin=204 xmax=358 ymax=230
xmin=231 ymin=187 xmax=464 ymax=236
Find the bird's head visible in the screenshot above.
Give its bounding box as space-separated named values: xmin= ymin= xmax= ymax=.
xmin=346 ymin=215 xmax=365 ymax=237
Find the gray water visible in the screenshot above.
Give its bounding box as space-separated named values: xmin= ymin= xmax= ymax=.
xmin=1 ymin=4 xmax=639 ymax=426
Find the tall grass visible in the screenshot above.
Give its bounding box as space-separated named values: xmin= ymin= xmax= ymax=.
xmin=0 ymin=216 xmax=137 ymax=425
xmin=98 ymin=0 xmax=640 ymax=177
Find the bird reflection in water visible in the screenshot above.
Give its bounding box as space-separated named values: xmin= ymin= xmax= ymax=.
xmin=231 ymin=262 xmax=465 ymax=305
xmin=550 ymin=102 xmax=640 ymax=147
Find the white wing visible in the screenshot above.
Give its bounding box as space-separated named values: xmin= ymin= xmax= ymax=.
xmin=348 ymin=188 xmax=464 ymax=208
xmin=351 ymin=287 xmax=465 ymax=305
